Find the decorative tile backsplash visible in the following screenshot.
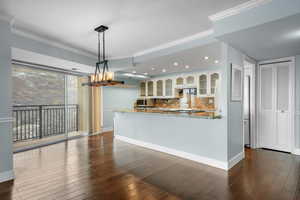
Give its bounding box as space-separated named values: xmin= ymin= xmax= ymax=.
xmin=149 ymin=97 xmax=215 ymax=110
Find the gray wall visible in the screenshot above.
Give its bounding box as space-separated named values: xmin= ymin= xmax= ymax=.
xmin=0 ymin=20 xmax=14 ymax=175
xmin=102 ymin=83 xmax=139 ymax=129
xmin=224 ymin=44 xmax=244 ymax=160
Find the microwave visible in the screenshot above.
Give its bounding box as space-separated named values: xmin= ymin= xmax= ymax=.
xmin=136 ymin=99 xmax=154 ymax=107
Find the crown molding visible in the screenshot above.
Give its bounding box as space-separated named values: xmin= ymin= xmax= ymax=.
xmin=133 ymin=29 xmax=214 ymax=58
xmin=209 ymin=0 xmax=273 ymax=22
xmin=12 ymin=27 xmax=98 ymax=59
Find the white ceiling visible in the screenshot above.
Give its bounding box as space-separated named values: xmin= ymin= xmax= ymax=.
xmin=0 ymin=0 xmax=249 ymax=58
xmin=121 ymin=42 xmax=222 ymax=76
xmin=219 ymin=13 xmax=300 ymax=61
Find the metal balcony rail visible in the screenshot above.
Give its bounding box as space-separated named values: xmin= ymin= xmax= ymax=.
xmin=12 ymin=104 xmax=79 ymax=142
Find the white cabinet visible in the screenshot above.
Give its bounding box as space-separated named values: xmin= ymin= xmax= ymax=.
xmin=198 ymin=74 xmax=208 ymax=96
xmin=139 ymin=71 xmax=220 ymax=98
xmin=210 ymin=72 xmax=220 ymax=96
xmin=156 ymin=80 xmax=163 ymax=96
xmin=140 ymin=82 xmax=146 ymax=97
xmin=165 ymin=79 xmax=173 ymax=97
xmin=147 ymin=81 xmax=154 ymax=96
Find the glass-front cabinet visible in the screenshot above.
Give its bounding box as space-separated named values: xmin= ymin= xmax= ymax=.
xmin=210 ymin=73 xmax=219 ymax=95
xmin=199 ymin=74 xmax=208 ymax=96
xmin=186 ymin=76 xmax=195 ymax=85
xmin=176 ymin=77 xmax=184 ymax=86
xmin=140 ymin=82 xmax=146 ymax=96
xmin=156 ymin=80 xmax=163 ymax=96
xmin=147 ymin=81 xmax=154 ymax=96
xmin=138 ymin=71 xmax=220 ymax=98
xmin=165 ymin=79 xmax=173 ymax=96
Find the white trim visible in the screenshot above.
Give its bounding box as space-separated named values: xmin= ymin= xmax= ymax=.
xmin=293 ymin=148 xmax=300 ymax=155
xmin=0 ymin=170 xmax=14 ymax=183
xmin=0 ymin=117 xmax=14 ymax=123
xmin=102 ymin=127 xmax=113 ymax=133
xmin=115 ymin=135 xmax=230 ymax=170
xmin=12 ymin=28 xmax=97 ymax=59
xmin=228 ymin=152 xmax=245 ymax=169
xmin=209 ymin=0 xmax=272 ymax=22
xmin=133 ymin=29 xmax=214 ymax=57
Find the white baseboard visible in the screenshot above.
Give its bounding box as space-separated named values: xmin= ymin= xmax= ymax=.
xmin=228 ymin=151 xmax=245 ymax=169
xmin=102 ymin=127 xmax=113 ymax=133
xmin=293 ymin=148 xmax=300 ymax=155
xmin=0 ymin=170 xmax=14 ymax=183
xmin=115 ymin=135 xmax=229 ymax=170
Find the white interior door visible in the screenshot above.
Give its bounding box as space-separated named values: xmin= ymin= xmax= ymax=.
xmin=260 ymin=62 xmax=291 ymax=152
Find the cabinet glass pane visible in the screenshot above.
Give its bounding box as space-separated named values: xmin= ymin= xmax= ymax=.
xmin=165 ymin=79 xmax=173 ymax=96
xmin=186 ymin=76 xmax=194 ymax=84
xmin=261 ymin=67 xmax=273 ymax=110
xmin=210 ymin=73 xmax=219 ymax=94
xmin=199 ymin=74 xmax=207 ymax=95
xmin=176 ymin=77 xmax=183 ymax=85
xmin=140 ymin=82 xmax=146 ymax=96
xmin=147 ymin=81 xmax=154 ymax=96
xmin=277 ymin=65 xmax=289 ymax=110
xmin=156 ymin=80 xmax=163 ymax=96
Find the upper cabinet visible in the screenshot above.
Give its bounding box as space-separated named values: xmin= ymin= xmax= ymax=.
xmin=138 ymin=71 xmax=220 ymax=98
xmin=156 ymin=80 xmax=163 ymax=96
xmin=186 ymin=76 xmax=195 ymax=85
xmin=199 ymin=74 xmax=208 ymax=96
xmin=165 ymin=79 xmax=173 ymax=96
xmin=210 ymin=73 xmax=219 ymax=95
xmin=176 ymin=77 xmax=184 ymax=86
xmin=147 ymin=81 xmax=154 ymax=96
xmin=140 ymin=82 xmax=146 ymax=96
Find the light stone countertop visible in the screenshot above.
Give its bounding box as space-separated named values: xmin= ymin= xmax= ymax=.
xmin=114 ymin=109 xmax=222 ymax=119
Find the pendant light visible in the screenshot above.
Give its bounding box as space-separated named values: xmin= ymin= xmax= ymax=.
xmin=83 ymin=25 xmax=124 ymax=86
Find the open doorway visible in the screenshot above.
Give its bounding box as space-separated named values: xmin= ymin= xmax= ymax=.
xmin=243 ymin=60 xmax=256 ymax=149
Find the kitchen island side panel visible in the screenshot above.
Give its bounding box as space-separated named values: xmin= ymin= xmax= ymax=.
xmin=114 ymin=112 xmax=228 ymax=163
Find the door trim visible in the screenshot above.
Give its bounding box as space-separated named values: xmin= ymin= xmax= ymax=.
xmin=258 ymin=57 xmax=295 ymax=153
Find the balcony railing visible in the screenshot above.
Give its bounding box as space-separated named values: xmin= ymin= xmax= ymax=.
xmin=12 ymin=104 xmax=79 ymax=142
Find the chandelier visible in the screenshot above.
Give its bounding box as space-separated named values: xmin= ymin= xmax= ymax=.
xmin=83 ymin=25 xmax=124 ymax=87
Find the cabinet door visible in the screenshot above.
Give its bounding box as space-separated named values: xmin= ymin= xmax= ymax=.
xmin=186 ymin=76 xmax=195 ymax=85
xmin=176 ymin=77 xmax=184 ymax=86
xmin=210 ymin=73 xmax=219 ymax=95
xmin=147 ymin=81 xmax=154 ymax=96
xmin=156 ymin=80 xmax=163 ymax=96
xmin=199 ymin=74 xmax=208 ymax=96
xmin=140 ymin=82 xmax=146 ymax=96
xmin=165 ymin=79 xmax=173 ymax=96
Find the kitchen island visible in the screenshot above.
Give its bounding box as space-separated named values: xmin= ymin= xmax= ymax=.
xmin=114 ymin=110 xmax=231 ymax=170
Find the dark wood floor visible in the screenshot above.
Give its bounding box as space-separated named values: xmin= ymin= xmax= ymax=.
xmin=1 ymin=132 xmax=300 ymax=200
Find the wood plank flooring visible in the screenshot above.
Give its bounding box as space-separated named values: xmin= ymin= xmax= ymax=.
xmin=1 ymin=131 xmax=300 ymax=200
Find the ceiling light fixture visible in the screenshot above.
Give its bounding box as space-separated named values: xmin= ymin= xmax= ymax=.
xmin=173 ymin=62 xmax=179 ymax=66
xmin=185 ymin=65 xmax=190 ymax=69
xmin=162 ymin=69 xmax=166 ymax=73
xmin=151 ymin=67 xmax=155 ymax=70
xmin=204 ymin=56 xmax=209 ymax=60
xmin=83 ymin=25 xmax=124 ymax=87
xmin=144 ymin=72 xmax=148 ymax=75
xmin=214 ymin=60 xmax=219 ymax=64
xmin=132 ymin=70 xmax=137 ymax=74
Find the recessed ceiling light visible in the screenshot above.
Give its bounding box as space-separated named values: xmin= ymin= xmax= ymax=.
xmin=185 ymin=65 xmax=190 ymax=69
xmin=132 ymin=70 xmax=136 ymax=73
xmin=173 ymin=62 xmax=179 ymax=66
xmin=144 ymin=72 xmax=148 ymax=75
xmin=151 ymin=67 xmax=155 ymax=70
xmin=204 ymin=56 xmax=209 ymax=60
xmin=214 ymin=60 xmax=219 ymax=64
xmin=162 ymin=69 xmax=166 ymax=73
